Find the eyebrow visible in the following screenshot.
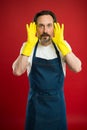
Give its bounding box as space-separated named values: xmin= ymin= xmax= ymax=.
xmin=37 ymin=23 xmax=53 ymax=26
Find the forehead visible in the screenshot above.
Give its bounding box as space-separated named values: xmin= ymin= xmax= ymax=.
xmin=36 ymin=15 xmax=54 ymax=24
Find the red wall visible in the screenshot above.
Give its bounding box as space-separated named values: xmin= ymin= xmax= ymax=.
xmin=0 ymin=0 xmax=87 ymax=130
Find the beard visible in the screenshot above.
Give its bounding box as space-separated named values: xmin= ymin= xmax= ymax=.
xmin=39 ymin=33 xmax=51 ymax=44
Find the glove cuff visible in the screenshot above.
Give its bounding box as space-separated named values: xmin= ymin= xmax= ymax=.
xmin=55 ymin=40 xmax=72 ymax=56
xmin=20 ymin=42 xmax=34 ymax=56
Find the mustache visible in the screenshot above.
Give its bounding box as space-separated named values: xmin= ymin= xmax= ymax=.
xmin=40 ymin=33 xmax=50 ymax=37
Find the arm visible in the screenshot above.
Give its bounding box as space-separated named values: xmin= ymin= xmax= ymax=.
xmin=12 ymin=22 xmax=38 ymax=76
xmin=12 ymin=55 xmax=29 ymax=76
xmin=52 ymin=23 xmax=82 ymax=73
xmin=64 ymin=52 xmax=82 ymax=73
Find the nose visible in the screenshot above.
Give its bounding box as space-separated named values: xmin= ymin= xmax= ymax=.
xmin=43 ymin=26 xmax=47 ymax=33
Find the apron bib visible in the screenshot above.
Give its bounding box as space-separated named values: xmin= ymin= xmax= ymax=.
xmin=25 ymin=43 xmax=67 ymax=130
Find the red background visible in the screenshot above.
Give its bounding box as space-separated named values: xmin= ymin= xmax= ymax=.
xmin=0 ymin=0 xmax=87 ymax=130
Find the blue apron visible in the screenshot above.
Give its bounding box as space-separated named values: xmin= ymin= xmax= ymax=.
xmin=25 ymin=43 xmax=67 ymax=130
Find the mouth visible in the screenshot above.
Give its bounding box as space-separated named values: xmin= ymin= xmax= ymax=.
xmin=40 ymin=35 xmax=50 ymax=41
xmin=41 ymin=35 xmax=49 ymax=40
xmin=40 ymin=33 xmax=50 ymax=38
xmin=39 ymin=33 xmax=51 ymax=43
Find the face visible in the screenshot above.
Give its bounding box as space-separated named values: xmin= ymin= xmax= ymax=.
xmin=36 ymin=15 xmax=54 ymax=44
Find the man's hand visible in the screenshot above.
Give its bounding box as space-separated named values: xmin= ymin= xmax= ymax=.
xmin=20 ymin=22 xmax=38 ymax=56
xmin=52 ymin=22 xmax=71 ymax=56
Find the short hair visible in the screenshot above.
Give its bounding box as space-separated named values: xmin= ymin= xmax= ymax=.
xmin=33 ymin=10 xmax=57 ymax=23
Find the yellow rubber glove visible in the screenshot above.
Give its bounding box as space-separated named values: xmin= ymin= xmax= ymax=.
xmin=20 ymin=22 xmax=38 ymax=56
xmin=52 ymin=22 xmax=72 ymax=56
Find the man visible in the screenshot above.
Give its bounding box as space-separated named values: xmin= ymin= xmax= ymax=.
xmin=12 ymin=10 xmax=82 ymax=130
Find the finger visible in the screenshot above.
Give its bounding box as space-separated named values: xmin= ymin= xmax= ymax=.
xmin=26 ymin=24 xmax=29 ymax=33
xmin=54 ymin=22 xmax=60 ymax=31
xmin=32 ymin=22 xmax=36 ymax=30
xmin=56 ymin=22 xmax=60 ymax=30
xmin=54 ymin=22 xmax=57 ymax=29
xmin=61 ymin=23 xmax=64 ymax=32
xmin=29 ymin=22 xmax=33 ymax=30
xmin=30 ymin=22 xmax=36 ymax=31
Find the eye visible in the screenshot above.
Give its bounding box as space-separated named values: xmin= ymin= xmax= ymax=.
xmin=47 ymin=24 xmax=52 ymax=28
xmin=37 ymin=24 xmax=44 ymax=28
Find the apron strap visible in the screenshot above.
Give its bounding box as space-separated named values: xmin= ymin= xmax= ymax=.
xmin=32 ymin=42 xmax=38 ymax=59
xmin=52 ymin=42 xmax=61 ymax=59
xmin=32 ymin=42 xmax=63 ymax=73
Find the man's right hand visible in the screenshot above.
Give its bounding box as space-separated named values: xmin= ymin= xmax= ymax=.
xmin=20 ymin=22 xmax=38 ymax=56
